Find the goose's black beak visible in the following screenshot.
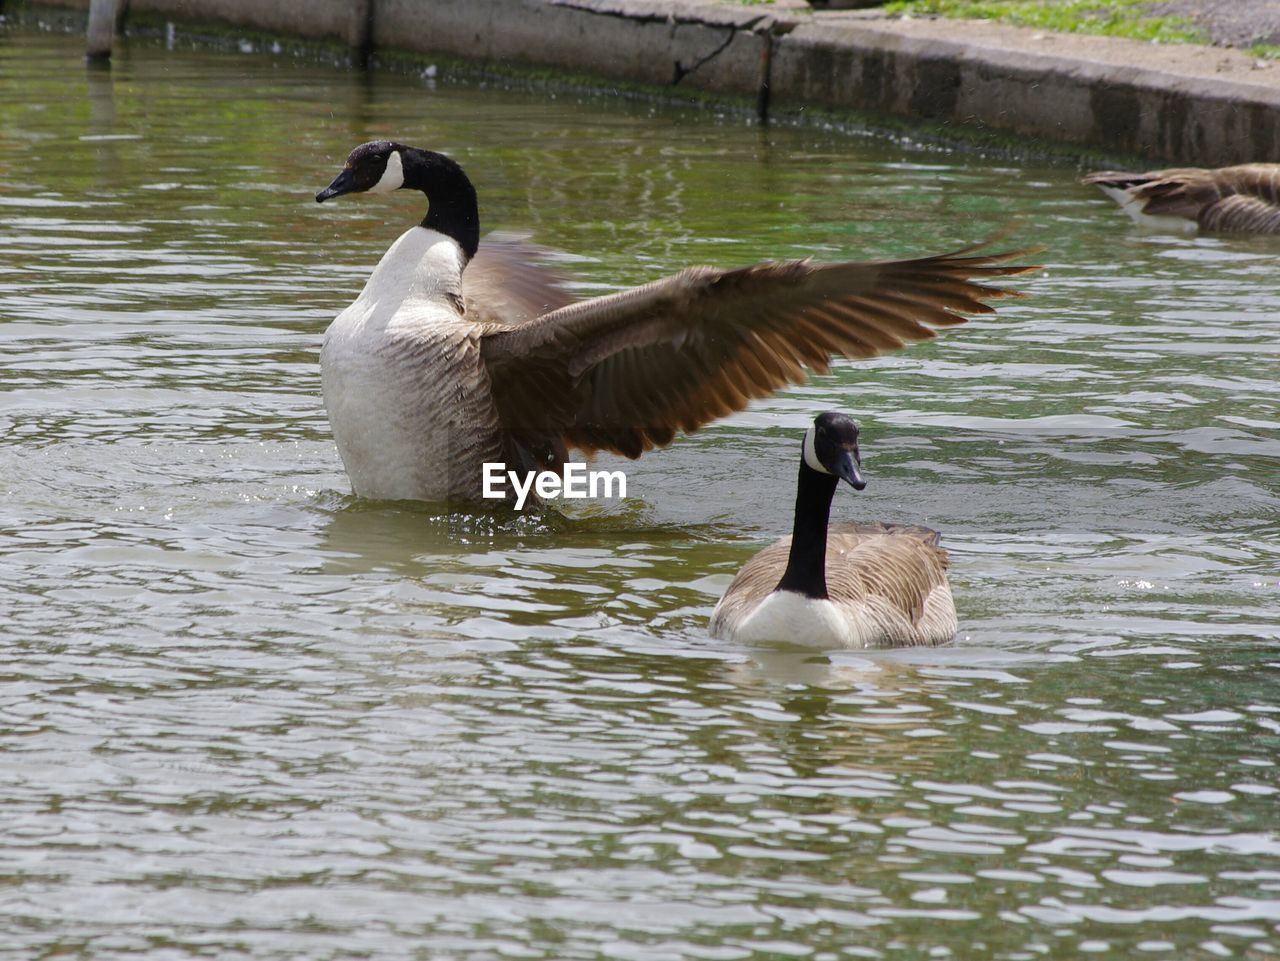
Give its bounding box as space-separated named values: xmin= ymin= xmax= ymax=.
xmin=833 ymin=449 xmax=866 ymax=491
xmin=316 ymin=168 xmax=355 ymax=203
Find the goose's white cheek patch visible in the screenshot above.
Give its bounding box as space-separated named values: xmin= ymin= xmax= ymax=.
xmin=369 ymin=150 xmax=404 ymax=194
xmin=803 ymin=427 xmax=830 ymax=475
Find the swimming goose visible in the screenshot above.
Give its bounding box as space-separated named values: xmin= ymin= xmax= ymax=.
xmin=709 ymin=412 xmax=956 ymax=648
xmin=1083 ymin=164 xmax=1280 ymax=234
xmin=315 ymin=140 xmax=1038 ymax=504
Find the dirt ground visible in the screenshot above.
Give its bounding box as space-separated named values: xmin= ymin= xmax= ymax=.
xmin=1150 ymin=0 xmax=1280 ymax=48
xmin=805 ymin=0 xmax=1280 ymax=50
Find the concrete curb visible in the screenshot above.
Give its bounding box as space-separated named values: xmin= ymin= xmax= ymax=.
xmin=29 ymin=0 xmax=1280 ymax=164
xmin=771 ymin=14 xmax=1280 ymax=165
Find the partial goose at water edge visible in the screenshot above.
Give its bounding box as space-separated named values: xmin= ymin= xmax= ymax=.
xmin=1083 ymin=164 xmax=1280 ymax=234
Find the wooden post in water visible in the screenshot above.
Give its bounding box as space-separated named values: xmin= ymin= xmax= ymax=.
xmin=86 ymin=0 xmax=119 ymax=62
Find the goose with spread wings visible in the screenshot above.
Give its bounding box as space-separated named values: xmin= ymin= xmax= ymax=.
xmin=315 ymin=141 xmax=1039 ymax=504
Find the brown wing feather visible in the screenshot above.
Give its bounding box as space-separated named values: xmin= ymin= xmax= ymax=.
xmin=463 ymin=232 xmax=575 ymax=327
xmin=824 ymin=523 xmax=949 ymax=629
xmin=710 ymin=537 xmax=795 ymax=625
xmin=481 ymin=242 xmax=1040 ymax=459
xmin=463 ymin=233 xmax=577 ymax=471
xmin=1201 ymin=191 xmax=1280 ymax=233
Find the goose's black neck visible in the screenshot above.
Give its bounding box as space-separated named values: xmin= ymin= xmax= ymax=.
xmin=775 ymin=459 xmax=839 ymax=600
xmin=402 ymin=148 xmax=480 ymax=261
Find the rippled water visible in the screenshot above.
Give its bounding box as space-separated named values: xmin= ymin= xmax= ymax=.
xmin=2 ymin=20 xmax=1279 ymax=961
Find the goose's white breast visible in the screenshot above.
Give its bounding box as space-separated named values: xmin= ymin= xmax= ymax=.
xmin=1099 ymin=185 xmax=1197 ymax=233
xmin=730 ymin=590 xmax=870 ymax=649
xmin=321 ymin=227 xmax=496 ymax=501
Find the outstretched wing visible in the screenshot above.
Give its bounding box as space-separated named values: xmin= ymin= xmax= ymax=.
xmin=481 ymin=241 xmax=1039 ymax=458
xmin=463 ymin=232 xmax=575 ymax=327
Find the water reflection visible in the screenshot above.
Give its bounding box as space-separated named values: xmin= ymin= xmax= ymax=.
xmin=82 ymin=60 xmax=128 ymax=187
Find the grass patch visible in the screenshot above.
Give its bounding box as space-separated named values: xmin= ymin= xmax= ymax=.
xmin=881 ymin=0 xmax=1206 ymax=44
xmin=1250 ymin=43 xmax=1280 ymax=60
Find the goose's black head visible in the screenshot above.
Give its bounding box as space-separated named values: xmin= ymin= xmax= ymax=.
xmin=315 ymin=141 xmax=481 ymax=260
xmin=315 ymin=140 xmax=407 ymax=203
xmin=802 ymin=411 xmax=865 ymax=490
